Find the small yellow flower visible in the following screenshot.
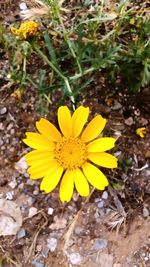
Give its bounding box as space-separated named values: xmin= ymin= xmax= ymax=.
xmin=23 ymin=106 xmax=118 ymax=202
xmin=136 ymin=127 xmax=147 ymax=138
xmin=11 ymin=21 xmax=38 ymax=39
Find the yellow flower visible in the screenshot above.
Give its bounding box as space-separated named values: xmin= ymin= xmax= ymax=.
xmin=23 ymin=106 xmax=118 ymax=202
xmin=136 ymin=127 xmax=146 ymax=138
xmin=11 ymin=21 xmax=38 ymax=39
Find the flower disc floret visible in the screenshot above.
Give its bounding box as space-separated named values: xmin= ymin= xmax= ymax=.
xmin=55 ymin=137 xmax=87 ymax=170
xmin=23 ymin=106 xmax=118 ymax=202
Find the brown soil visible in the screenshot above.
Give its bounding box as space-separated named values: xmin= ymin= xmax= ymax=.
xmin=0 ymin=1 xmax=150 ymax=267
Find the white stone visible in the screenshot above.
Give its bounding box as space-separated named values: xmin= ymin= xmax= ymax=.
xmin=9 ymin=180 xmax=17 ymax=189
xmin=28 ymin=207 xmax=38 ymax=218
xmin=47 ymin=237 xmax=57 ymax=252
xmin=68 ymin=253 xmax=82 ymax=265
xmin=48 ymin=207 xmax=54 ymax=215
xmin=102 ymin=191 xmax=108 ymax=200
xmin=19 ymin=2 xmax=27 ymax=10
xmin=5 ymin=191 xmax=14 ymax=200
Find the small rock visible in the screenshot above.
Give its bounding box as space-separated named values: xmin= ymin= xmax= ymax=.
xmin=124 ymin=117 xmax=134 ymax=126
xmin=7 ymin=123 xmax=13 ymax=131
xmin=0 ymin=138 xmax=3 ymax=146
xmin=9 ymin=180 xmax=17 ymax=189
xmin=97 ymin=200 xmax=105 ymax=209
xmin=93 ymin=253 xmax=113 ymax=267
xmin=49 ymin=216 xmax=67 ymax=230
xmin=139 ymin=117 xmax=148 ymax=125
xmin=145 ymin=151 xmax=150 ymax=158
xmin=0 ymin=123 xmax=4 ymax=130
xmin=143 ymin=207 xmax=149 ymax=218
xmin=15 ymin=157 xmax=28 ymax=174
xmin=36 ymin=245 xmax=42 ymax=252
xmin=5 ymin=191 xmax=14 ymax=200
xmin=19 ymin=2 xmax=27 ymax=10
xmin=68 ymin=253 xmax=82 ymax=265
xmin=92 ymin=239 xmax=108 ymax=251
xmin=32 ymin=261 xmax=44 ymax=267
xmin=74 ymin=226 xmax=83 ymax=235
xmin=10 ymin=128 xmax=15 ymax=135
xmin=113 ymin=264 xmax=121 ymax=267
xmin=33 ymin=189 xmax=39 ymax=195
xmin=47 ymin=207 xmax=54 ymax=215
xmin=0 ymin=107 xmax=7 ymax=115
xmin=95 ymin=198 xmax=101 ymax=203
xmin=28 ymin=207 xmax=38 ymax=218
xmin=17 ymin=228 xmax=26 ymax=239
xmin=111 ymin=101 xmax=122 ymax=110
xmin=0 ymin=199 xmax=22 ymax=236
xmin=102 ymin=191 xmax=108 ymax=200
xmin=47 ymin=237 xmax=57 ymax=252
xmin=41 ymin=246 xmax=49 ymax=258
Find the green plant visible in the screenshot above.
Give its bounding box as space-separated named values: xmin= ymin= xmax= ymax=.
xmin=1 ymin=0 xmax=149 ymax=113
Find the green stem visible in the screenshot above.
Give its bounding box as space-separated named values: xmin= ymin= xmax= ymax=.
xmin=56 ymin=9 xmax=82 ymax=75
xmin=70 ymin=67 xmax=95 ymax=80
xmin=33 ymin=44 xmax=75 ymax=110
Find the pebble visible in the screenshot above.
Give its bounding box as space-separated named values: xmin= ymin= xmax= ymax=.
xmin=28 ymin=207 xmax=38 ymax=218
xmin=17 ymin=228 xmax=26 ymax=239
xmin=0 ymin=107 xmax=7 ymax=115
xmin=92 ymin=253 xmax=113 ymax=267
xmin=5 ymin=191 xmax=14 ymax=200
xmin=33 ymin=189 xmax=39 ymax=195
xmin=8 ymin=180 xmax=17 ymax=189
xmin=47 ymin=237 xmax=58 ymax=252
xmin=124 ymin=117 xmax=134 ymax=126
xmin=32 ymin=261 xmax=44 ymax=267
xmin=19 ymin=2 xmax=27 ymax=10
xmin=113 ymin=264 xmax=121 ymax=267
xmin=0 ymin=138 xmax=4 ymax=146
xmin=7 ymin=123 xmax=13 ymax=131
xmin=142 ymin=207 xmax=149 ymax=218
xmin=111 ymin=101 xmax=122 ymax=110
xmin=74 ymin=226 xmax=83 ymax=235
xmin=0 ymin=123 xmax=4 ymax=130
xmin=92 ymin=239 xmax=108 ymax=251
xmin=102 ymin=191 xmax=108 ymax=200
xmin=68 ymin=252 xmax=82 ymax=265
xmin=139 ymin=117 xmax=148 ymax=125
xmin=47 ymin=207 xmax=54 ymax=215
xmin=49 ymin=216 xmax=67 ymax=230
xmin=41 ymin=246 xmax=49 ymax=258
xmin=97 ymin=200 xmax=105 ymax=209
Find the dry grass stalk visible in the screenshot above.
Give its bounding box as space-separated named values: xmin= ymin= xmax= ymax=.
xmin=21 ymin=0 xmax=69 ymax=20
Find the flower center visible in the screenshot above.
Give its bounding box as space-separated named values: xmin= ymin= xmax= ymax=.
xmin=55 ymin=137 xmax=87 ymax=170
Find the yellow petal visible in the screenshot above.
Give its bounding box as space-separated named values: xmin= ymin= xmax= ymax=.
xmin=71 ymin=106 xmax=89 ymax=137
xmin=40 ymin=165 xmax=64 ymax=193
xmin=28 ymin=159 xmax=58 ymax=179
xmin=74 ymin=168 xmax=89 ymax=196
xmin=81 ymin=115 xmax=106 ymax=142
xmin=59 ymin=170 xmax=74 ymax=202
xmin=82 ymin=162 xmax=108 ymax=190
xmin=58 ymin=106 xmax=72 ymax=137
xmin=88 ymin=152 xmax=118 ymax=168
xmin=36 ymin=118 xmax=62 ymax=142
xmin=25 ymin=150 xmax=55 ymax=165
xmin=87 ymin=137 xmax=116 ymax=152
xmin=23 ymin=132 xmax=55 ymax=150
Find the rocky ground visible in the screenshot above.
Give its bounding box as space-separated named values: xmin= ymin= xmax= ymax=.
xmin=0 ymin=1 xmax=150 ymax=267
